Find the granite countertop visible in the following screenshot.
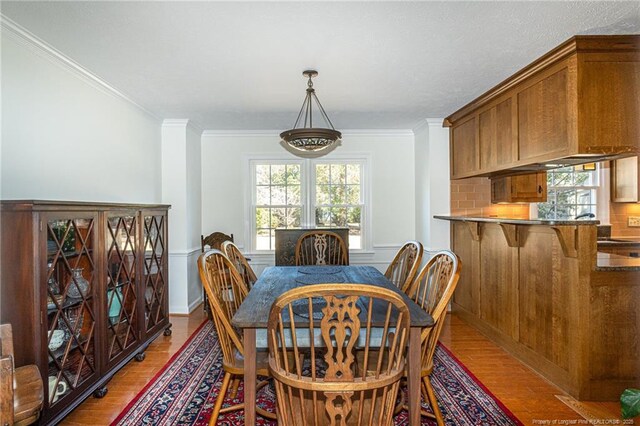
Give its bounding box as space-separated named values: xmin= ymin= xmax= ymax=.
xmin=597 ymin=237 xmax=640 ymax=247
xmin=596 ymin=252 xmax=640 ymax=271
xmin=433 ymin=215 xmax=599 ymax=226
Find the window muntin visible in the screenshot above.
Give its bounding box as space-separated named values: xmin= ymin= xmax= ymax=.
xmin=254 ymin=163 xmax=303 ymax=250
xmin=537 ymin=166 xmax=598 ymax=220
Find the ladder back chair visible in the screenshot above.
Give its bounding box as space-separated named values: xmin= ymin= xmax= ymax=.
xmin=222 ymin=240 xmax=257 ymax=291
xmin=268 ymin=284 xmax=411 ymax=426
xmin=403 ymin=250 xmax=461 ymax=426
xmin=0 ymin=323 xmax=44 ymax=426
xmin=197 ymin=250 xmax=274 ymax=425
xmin=384 ymin=241 xmax=424 ymax=293
xmin=295 ymin=230 xmax=349 ymax=266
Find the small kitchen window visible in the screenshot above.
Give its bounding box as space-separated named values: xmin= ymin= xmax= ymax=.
xmin=534 ymin=166 xmax=599 ymax=220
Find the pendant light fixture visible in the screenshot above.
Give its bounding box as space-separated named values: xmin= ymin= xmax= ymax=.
xmin=280 ymin=70 xmax=342 ymax=152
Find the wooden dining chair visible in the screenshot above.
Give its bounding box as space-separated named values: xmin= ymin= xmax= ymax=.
xmin=295 ymin=230 xmax=349 ymax=266
xmin=0 ymin=324 xmax=44 ymax=426
xmin=403 ymin=250 xmax=461 ymax=426
xmin=267 ymin=283 xmax=411 ymax=425
xmin=385 ymin=241 xmax=424 ymax=293
xmin=221 ymin=240 xmax=257 ymax=290
xmin=197 ymin=250 xmax=275 ymax=425
xmin=200 ymin=232 xmax=234 ymax=318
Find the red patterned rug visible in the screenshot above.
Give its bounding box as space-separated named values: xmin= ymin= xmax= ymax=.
xmin=111 ymin=321 xmax=523 ymax=425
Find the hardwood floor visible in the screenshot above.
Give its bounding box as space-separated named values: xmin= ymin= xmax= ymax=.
xmin=61 ymin=307 xmax=625 ymax=425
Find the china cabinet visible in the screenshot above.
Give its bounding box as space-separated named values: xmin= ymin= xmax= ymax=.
xmin=0 ymin=200 xmax=171 ymax=425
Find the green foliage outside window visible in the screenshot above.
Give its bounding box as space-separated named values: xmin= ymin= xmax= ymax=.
xmin=537 ymin=167 xmax=597 ymax=219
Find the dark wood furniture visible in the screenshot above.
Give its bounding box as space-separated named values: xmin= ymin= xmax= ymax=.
xmin=384 ymin=240 xmax=423 ymax=293
xmin=611 ymin=156 xmax=639 ymax=203
xmin=267 ymin=284 xmax=411 ymax=426
xmin=436 ymin=215 xmax=640 ymax=400
xmin=274 ymin=228 xmax=349 ymax=266
xmin=1 ymin=323 xmax=44 ymax=426
xmin=404 ymin=251 xmax=461 ymax=426
xmin=490 ymin=172 xmax=547 ymax=203
xmin=445 ymin=35 xmax=640 ymax=179
xmin=295 ymin=230 xmax=349 ymax=266
xmin=0 ymin=200 xmax=171 ymax=425
xmin=232 ymin=265 xmax=433 ymax=426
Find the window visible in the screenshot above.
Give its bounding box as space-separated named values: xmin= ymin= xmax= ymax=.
xmin=536 ymin=166 xmax=599 ymax=220
xmin=250 ymin=158 xmax=367 ymax=251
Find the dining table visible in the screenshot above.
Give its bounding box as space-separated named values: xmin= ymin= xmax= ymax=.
xmin=231 ymin=264 xmax=434 ymax=425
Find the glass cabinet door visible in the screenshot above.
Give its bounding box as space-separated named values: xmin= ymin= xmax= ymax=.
xmin=45 ymin=215 xmax=97 ymax=408
xmin=105 ymin=214 xmax=139 ymax=367
xmin=142 ymin=212 xmax=169 ymax=336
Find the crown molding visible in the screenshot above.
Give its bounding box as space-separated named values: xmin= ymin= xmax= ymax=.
xmin=412 ymin=118 xmax=445 ymax=133
xmin=1 ymin=15 xmax=161 ymax=123
xmin=202 ymin=129 xmax=414 ymax=138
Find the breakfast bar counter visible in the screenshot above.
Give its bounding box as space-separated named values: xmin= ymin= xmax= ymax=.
xmin=435 ymin=215 xmax=640 ymax=401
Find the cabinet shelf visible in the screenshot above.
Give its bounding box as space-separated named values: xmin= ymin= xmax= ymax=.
xmin=47 ymin=248 xmax=93 ymax=262
xmin=47 ymin=296 xmax=86 ymax=314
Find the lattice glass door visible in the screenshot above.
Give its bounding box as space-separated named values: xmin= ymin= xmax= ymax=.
xmin=105 ymin=214 xmax=139 ymax=366
xmin=45 ymin=214 xmax=97 ymax=408
xmin=142 ymin=212 xmax=168 ymax=335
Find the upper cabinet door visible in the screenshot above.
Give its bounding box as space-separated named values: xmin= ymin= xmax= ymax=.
xmin=517 ymin=68 xmax=571 ymax=162
xmin=479 ymin=97 xmax=516 ymax=171
xmin=451 ymin=116 xmax=479 ymax=178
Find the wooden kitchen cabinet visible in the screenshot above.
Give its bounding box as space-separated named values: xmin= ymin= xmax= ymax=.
xmin=0 ymin=200 xmax=171 ymax=425
xmin=491 ymin=172 xmax=547 ymax=203
xmin=611 ymin=156 xmax=639 ymax=202
xmin=445 ymin=35 xmax=640 ymax=180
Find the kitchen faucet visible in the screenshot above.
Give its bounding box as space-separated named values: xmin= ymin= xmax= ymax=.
xmin=575 ymin=212 xmax=595 ymax=219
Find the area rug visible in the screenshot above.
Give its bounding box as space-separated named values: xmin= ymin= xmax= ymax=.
xmin=111 ymin=321 xmax=523 ymax=425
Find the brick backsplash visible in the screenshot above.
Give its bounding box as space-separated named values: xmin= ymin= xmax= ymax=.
xmin=610 ymin=202 xmax=640 ymax=237
xmin=451 ymin=177 xmax=530 ymax=219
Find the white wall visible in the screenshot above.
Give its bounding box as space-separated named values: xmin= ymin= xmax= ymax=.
xmin=414 ymin=119 xmax=451 ymax=251
xmin=200 ymin=131 xmax=416 ymax=274
xmin=161 ymin=120 xmax=202 ymax=314
xmin=1 ymin=22 xmax=162 ymax=202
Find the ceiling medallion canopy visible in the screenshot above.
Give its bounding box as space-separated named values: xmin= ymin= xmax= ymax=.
xmin=280 ymin=70 xmax=342 ymax=152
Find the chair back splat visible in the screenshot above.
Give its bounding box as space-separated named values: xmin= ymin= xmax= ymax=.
xmin=295 ymin=230 xmax=349 ymax=266
xmin=268 ymin=284 xmax=410 ymax=426
xmin=384 ymin=241 xmax=424 ymax=293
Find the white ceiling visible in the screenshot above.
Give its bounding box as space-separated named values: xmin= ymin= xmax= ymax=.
xmin=2 ymin=1 xmax=639 ymax=130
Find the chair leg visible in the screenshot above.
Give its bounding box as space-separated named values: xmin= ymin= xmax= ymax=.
xmin=228 ymin=378 xmax=240 ymax=399
xmin=209 ymin=372 xmax=232 ymax=426
xmin=423 ymin=375 xmax=444 ymax=426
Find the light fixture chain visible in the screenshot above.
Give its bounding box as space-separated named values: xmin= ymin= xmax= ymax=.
xmin=312 ymin=92 xmax=336 ymax=130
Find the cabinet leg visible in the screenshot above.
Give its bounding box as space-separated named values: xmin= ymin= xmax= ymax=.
xmin=163 ymin=323 xmax=172 ymax=336
xmin=135 ymin=352 xmax=146 ymax=362
xmin=93 ymin=386 xmax=108 ymax=398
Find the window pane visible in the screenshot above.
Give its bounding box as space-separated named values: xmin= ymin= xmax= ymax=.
xmin=330 ymin=185 xmax=345 ymax=205
xmin=256 ymin=208 xmax=270 ymax=229
xmin=346 ymin=164 xmax=360 ymax=184
xmin=287 ymin=185 xmax=301 ymax=205
xmin=256 ymin=165 xmax=270 ymax=185
xmin=287 ymin=208 xmax=301 ymax=228
xmin=316 ymin=185 xmax=330 ymax=205
xmin=256 ymin=186 xmax=270 ymax=205
xmin=554 ymin=188 xmax=577 ymax=205
xmin=271 ymin=185 xmax=287 ymax=205
xmin=316 ymin=164 xmax=330 ymax=184
xmin=315 ymin=207 xmax=331 ymax=227
xmin=256 ymin=229 xmax=271 ymax=250
xmin=346 ymin=185 xmax=360 ymax=204
xmin=331 ymin=207 xmax=348 ymax=227
xmin=286 ymin=164 xmax=301 ymax=184
xmin=576 ymin=189 xmax=593 ymax=204
xmin=271 ymin=165 xmax=286 ymax=185
xmin=331 ymin=164 xmax=347 ymax=184
xmin=271 ymin=208 xmax=287 ymax=228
